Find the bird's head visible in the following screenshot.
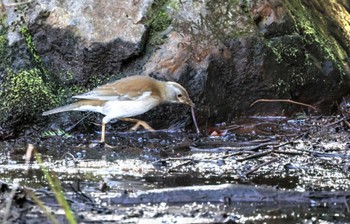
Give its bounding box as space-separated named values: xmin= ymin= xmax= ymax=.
xmin=164 ymin=81 xmax=195 ymax=107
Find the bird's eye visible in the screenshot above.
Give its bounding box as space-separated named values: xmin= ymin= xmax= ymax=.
xmin=177 ymin=94 xmax=182 ymax=98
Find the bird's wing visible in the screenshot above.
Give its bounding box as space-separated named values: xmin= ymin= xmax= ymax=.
xmin=73 ymin=90 xmax=152 ymax=101
xmin=73 ymin=76 xmax=157 ymax=101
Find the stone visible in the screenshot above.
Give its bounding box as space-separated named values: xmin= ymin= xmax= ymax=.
xmin=6 ymin=0 xmax=153 ymax=82
xmin=1 ymin=0 xmax=350 ymax=136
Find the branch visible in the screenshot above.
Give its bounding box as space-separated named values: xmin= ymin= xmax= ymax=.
xmin=250 ymin=99 xmax=317 ymax=111
xmin=244 ymin=157 xmax=278 ymax=176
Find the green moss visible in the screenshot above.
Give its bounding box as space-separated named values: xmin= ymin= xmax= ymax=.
xmin=0 ymin=25 xmax=62 ymax=127
xmin=263 ymin=0 xmax=349 ymax=95
xmin=285 ymin=0 xmax=347 ymax=75
xmin=0 ymin=35 xmax=7 ymax=62
xmin=88 ymin=75 xmax=109 ymax=87
xmin=0 ymin=15 xmax=9 ymax=67
xmin=0 ymin=16 xmax=99 ymax=129
xmin=146 ymin=0 xmax=172 ymax=46
xmin=0 ymin=68 xmax=58 ymax=123
xmin=19 ymin=26 xmax=49 ymax=79
xmin=150 ymin=10 xmax=170 ymax=32
xmin=272 ymin=78 xmax=289 ymax=95
xmin=266 ymin=40 xmax=283 ymax=64
xmin=266 ymin=36 xmax=302 ymax=64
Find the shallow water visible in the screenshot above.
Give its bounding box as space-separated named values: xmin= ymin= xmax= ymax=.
xmin=1 ymin=116 xmax=350 ymax=223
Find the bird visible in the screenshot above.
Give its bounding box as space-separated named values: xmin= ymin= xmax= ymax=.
xmin=42 ymin=75 xmax=195 ymax=142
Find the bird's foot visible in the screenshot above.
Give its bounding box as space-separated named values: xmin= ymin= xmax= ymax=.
xmin=120 ymin=118 xmax=155 ymax=132
xmin=130 ymin=120 xmax=155 ymax=132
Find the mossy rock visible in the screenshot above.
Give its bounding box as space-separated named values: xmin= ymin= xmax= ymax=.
xmin=146 ymin=0 xmax=172 ymax=46
xmin=0 ymin=68 xmax=57 ymax=128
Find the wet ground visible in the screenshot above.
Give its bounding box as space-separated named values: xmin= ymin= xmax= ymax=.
xmin=1 ymin=116 xmax=350 ymax=223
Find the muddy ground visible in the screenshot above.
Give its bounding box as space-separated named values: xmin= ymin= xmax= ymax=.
xmin=1 ymin=116 xmax=350 ymax=223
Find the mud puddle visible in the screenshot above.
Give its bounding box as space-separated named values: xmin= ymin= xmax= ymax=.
xmin=1 ymin=116 xmax=350 ymax=223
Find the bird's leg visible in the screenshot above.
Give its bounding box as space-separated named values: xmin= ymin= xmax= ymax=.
xmin=120 ymin=118 xmax=155 ymax=131
xmin=101 ymin=122 xmax=106 ymax=142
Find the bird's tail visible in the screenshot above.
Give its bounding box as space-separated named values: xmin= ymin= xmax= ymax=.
xmin=42 ymin=103 xmax=80 ymax=116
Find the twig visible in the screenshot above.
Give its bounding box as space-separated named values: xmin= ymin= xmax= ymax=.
xmin=215 ymin=151 xmax=254 ymax=160
xmin=273 ymin=150 xmax=303 ymax=156
xmin=190 ymin=142 xmax=279 ymax=153
xmin=344 ymin=196 xmax=350 ymax=213
xmin=236 ymin=150 xmax=274 ymax=162
xmin=244 ymin=157 xmax=278 ymax=176
xmin=154 ymin=157 xmax=194 ymax=163
xmin=24 ymin=144 xmax=35 ymax=174
xmin=250 ymin=99 xmax=317 ymax=111
xmin=168 ymin=160 xmax=194 ymax=172
xmin=66 ymin=112 xmax=93 ymax=132
xmin=68 ymin=181 xmax=94 ymax=204
xmin=297 ymin=148 xmax=350 ymax=159
xmin=224 ymin=125 xmax=241 ymax=131
xmin=189 ymin=146 xmax=244 ymax=152
xmin=325 ymin=117 xmax=345 ymax=127
xmin=271 ymin=141 xmax=293 ymax=149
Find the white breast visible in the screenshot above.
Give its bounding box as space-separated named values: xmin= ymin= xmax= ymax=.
xmin=101 ymin=98 xmax=160 ymax=123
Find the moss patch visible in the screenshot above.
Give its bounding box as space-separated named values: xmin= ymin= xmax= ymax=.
xmin=0 ymin=35 xmax=6 ymax=59
xmin=0 ymin=22 xmax=55 ymax=129
xmin=145 ymin=0 xmax=172 ymax=46
xmin=285 ymin=0 xmax=349 ymax=75
xmin=0 ymin=24 xmax=109 ymax=132
xmin=19 ymin=26 xmax=50 ymax=80
xmin=0 ymin=15 xmax=9 ymax=69
xmin=0 ymin=68 xmax=57 ymax=124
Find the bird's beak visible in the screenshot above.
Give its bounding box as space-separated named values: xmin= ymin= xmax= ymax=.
xmin=187 ymin=99 xmax=195 ymax=108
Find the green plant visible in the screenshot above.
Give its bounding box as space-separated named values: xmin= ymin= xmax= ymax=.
xmin=34 ymin=149 xmax=77 ymax=224
xmin=42 ymin=128 xmax=73 ymax=138
xmin=24 ymin=189 xmax=61 ymax=224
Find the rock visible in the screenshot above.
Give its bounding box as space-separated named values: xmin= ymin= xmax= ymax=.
xmin=7 ymin=0 xmax=153 ymax=83
xmin=143 ymin=32 xmax=192 ymax=80
xmin=141 ymin=0 xmax=350 ymax=126
xmin=1 ymin=0 xmax=350 ymax=136
xmin=0 ymin=0 xmax=153 ymax=133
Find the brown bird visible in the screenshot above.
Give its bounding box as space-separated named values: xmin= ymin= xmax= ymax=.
xmin=42 ymin=75 xmax=195 ymax=142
